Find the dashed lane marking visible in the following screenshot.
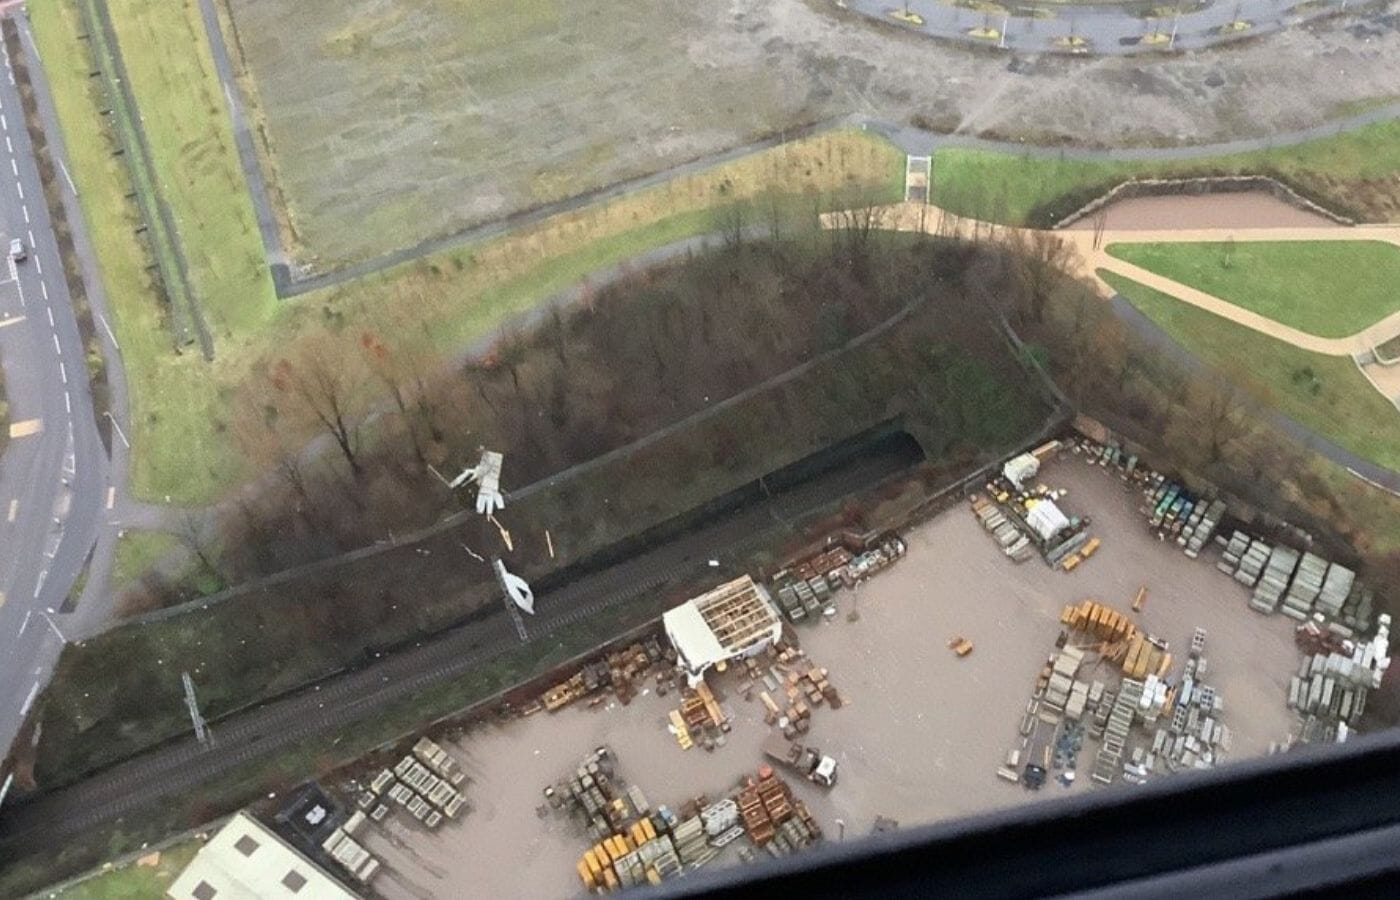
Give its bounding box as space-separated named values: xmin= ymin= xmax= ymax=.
xmin=39 ymin=280 xmax=47 ymax=300
xmin=64 ymin=391 xmax=70 ymax=415
xmin=7 ymin=498 xmax=16 ymax=521
xmin=21 ymin=204 xmax=27 ymax=223
xmin=0 ymin=591 xmax=5 ymax=610
xmin=45 ymin=306 xmax=52 ymax=327
xmin=1 ymin=113 xmax=8 ymax=131
xmin=52 ymin=332 xmax=60 ymax=354
xmin=3 ymin=136 xmax=9 ymax=152
xmin=14 ymin=181 xmax=21 ymax=200
xmin=106 ymin=486 xmax=115 ymax=510
xmin=8 ymin=418 xmax=41 ymax=438
xmin=34 ymin=255 xmax=41 ymax=275
xmin=59 ymin=360 xmax=66 ymax=383
xmin=8 ymin=158 xmax=14 ymax=176
xmin=0 ymin=314 xmax=24 ymax=328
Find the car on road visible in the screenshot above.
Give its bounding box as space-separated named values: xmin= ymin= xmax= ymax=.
xmin=9 ymin=237 xmax=25 ymax=262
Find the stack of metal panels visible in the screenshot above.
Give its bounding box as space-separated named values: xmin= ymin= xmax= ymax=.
xmin=1092 ymin=678 xmax=1143 ymax=785
xmin=1316 ymin=564 xmax=1355 ymax=619
xmin=1281 ymin=552 xmax=1326 ymax=620
xmin=1233 ymin=539 xmax=1271 ymax=587
xmin=1288 ymin=651 xmax=1370 ymax=727
xmin=670 ymin=817 xmax=709 ymax=865
xmin=1183 ymin=500 xmax=1227 ymax=559
xmin=1217 ymin=532 xmax=1250 ymax=575
xmin=1340 ymin=586 xmax=1374 ymax=633
xmin=1249 ymin=545 xmax=1299 ymax=614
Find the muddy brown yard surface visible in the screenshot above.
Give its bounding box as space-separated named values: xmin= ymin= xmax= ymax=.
xmin=361 ymin=455 xmax=1299 ymax=900
xmin=1066 ymin=191 xmax=1344 ymax=230
xmin=223 ymin=0 xmax=1400 ymax=267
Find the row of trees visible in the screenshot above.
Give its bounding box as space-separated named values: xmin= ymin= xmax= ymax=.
xmin=126 ymin=214 xmax=1038 ymax=610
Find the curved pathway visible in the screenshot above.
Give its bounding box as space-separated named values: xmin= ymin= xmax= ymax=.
xmin=846 ymin=0 xmax=1360 ymax=56
xmin=839 ymin=199 xmax=1400 ymax=483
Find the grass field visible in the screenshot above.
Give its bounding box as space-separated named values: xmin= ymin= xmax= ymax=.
xmin=110 ymin=530 xmax=180 ymax=590
xmin=1106 ymin=241 xmax=1400 ymax=338
xmin=1101 ymin=270 xmax=1400 ymax=472
xmin=34 ymin=0 xmax=903 ymax=504
xmin=224 ymin=0 xmax=827 ymax=265
xmin=49 ymin=838 xmax=200 ymax=899
xmin=931 ymin=119 xmax=1400 ymax=226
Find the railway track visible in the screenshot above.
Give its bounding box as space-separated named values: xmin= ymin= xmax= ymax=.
xmin=0 ymin=435 xmax=920 ymax=852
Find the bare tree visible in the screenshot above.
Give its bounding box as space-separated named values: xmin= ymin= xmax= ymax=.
xmin=1013 ymin=228 xmax=1075 ymax=324
xmin=273 ymin=344 xmax=365 ymax=479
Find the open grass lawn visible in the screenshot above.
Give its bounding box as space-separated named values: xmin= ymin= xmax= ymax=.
xmin=50 ymin=838 xmax=200 ymax=899
xmin=110 ymin=530 xmax=180 ymax=590
xmin=931 ymin=119 xmax=1400 ymax=226
xmin=35 ymin=0 xmax=903 ymax=504
xmin=1100 ymin=270 xmax=1400 ymax=473
xmin=1106 ymin=241 xmax=1400 ymax=338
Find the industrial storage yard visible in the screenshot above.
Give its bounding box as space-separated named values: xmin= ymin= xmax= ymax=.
xmin=352 ymin=451 xmax=1317 ymax=900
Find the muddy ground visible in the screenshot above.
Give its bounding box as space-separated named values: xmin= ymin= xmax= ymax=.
xmin=358 ymin=453 xmax=1299 ymax=900
xmin=223 ymin=0 xmax=1400 ymax=267
xmin=1066 ymin=191 xmax=1343 ymax=229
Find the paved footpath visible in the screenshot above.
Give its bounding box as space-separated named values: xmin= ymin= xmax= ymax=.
xmin=854 ymin=202 xmax=1400 ymax=357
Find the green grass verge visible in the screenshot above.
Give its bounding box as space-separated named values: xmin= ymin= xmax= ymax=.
xmin=37 ymin=0 xmax=903 ymax=505
xmin=931 ymin=119 xmax=1400 ymax=226
xmin=50 ymin=838 xmax=200 ymax=899
xmin=1106 ymin=241 xmax=1400 ymax=339
xmin=1101 ymin=269 xmax=1400 ymax=472
xmin=110 ymin=530 xmax=181 ymax=591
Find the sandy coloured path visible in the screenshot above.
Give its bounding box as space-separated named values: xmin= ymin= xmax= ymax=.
xmin=827 ymin=195 xmax=1400 ymax=411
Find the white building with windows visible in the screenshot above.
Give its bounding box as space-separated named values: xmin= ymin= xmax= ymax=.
xmin=167 ymin=812 xmax=362 ymax=900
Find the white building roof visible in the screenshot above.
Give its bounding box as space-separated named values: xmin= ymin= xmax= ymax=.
xmin=663 ymin=576 xmax=782 ymax=678
xmin=167 ymin=812 xmax=361 ymax=900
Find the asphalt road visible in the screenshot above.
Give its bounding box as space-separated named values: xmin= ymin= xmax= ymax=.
xmin=0 ymin=13 xmax=111 ymax=777
xmin=0 ymin=430 xmax=923 ymax=853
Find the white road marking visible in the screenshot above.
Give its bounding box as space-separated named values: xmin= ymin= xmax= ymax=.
xmin=64 ymin=391 xmax=70 ymax=414
xmin=6 ymin=498 xmax=17 ymax=521
xmin=98 ymin=312 xmax=120 ymax=350
xmin=106 ymin=486 xmax=116 ymax=510
xmin=0 ymin=314 xmax=24 ymax=328
xmin=19 ymin=681 xmax=39 ymax=716
xmin=9 ymin=159 xmax=15 ymax=176
xmin=45 ymin=306 xmax=52 ymax=326
xmin=58 ymin=159 xmax=77 ymax=195
xmin=33 ymin=255 xmax=40 ymax=275
xmin=21 ymin=204 xmax=27 ymax=223
xmin=52 ymin=332 xmax=60 ymax=354
xmin=31 ymin=568 xmax=45 ymax=598
xmin=2 ymin=113 xmax=8 ymax=131
xmin=15 ymin=181 xmax=22 ymax=200
xmin=59 ymin=360 xmax=66 ymax=383
xmin=26 ymin=228 xmax=33 ymax=245
xmin=4 ymin=136 xmax=10 ymax=152
xmin=19 ymin=609 xmax=30 ymax=636
xmin=39 ymin=281 xmax=46 ymax=300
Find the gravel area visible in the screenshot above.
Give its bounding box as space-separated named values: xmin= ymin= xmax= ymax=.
xmin=360 ymin=454 xmax=1300 ymax=900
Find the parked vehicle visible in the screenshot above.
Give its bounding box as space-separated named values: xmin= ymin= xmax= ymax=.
xmin=762 ymin=737 xmax=838 ymax=787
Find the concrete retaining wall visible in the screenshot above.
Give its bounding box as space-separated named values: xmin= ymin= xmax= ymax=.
xmin=1053 ymin=175 xmax=1354 ymax=230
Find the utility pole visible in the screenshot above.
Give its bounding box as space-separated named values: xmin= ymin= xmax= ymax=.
xmin=183 ymin=671 xmax=213 ymax=748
